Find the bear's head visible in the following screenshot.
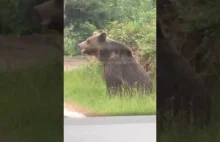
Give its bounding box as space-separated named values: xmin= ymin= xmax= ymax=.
xmin=77 ymin=32 xmax=133 ymax=62
xmin=77 ymin=32 xmax=106 ymax=56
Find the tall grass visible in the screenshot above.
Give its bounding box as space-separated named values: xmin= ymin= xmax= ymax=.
xmin=64 ymin=62 xmax=156 ymax=116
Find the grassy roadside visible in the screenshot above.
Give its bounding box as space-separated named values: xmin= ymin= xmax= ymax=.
xmin=64 ymin=62 xmax=156 ymax=116
xmin=0 ymin=60 xmax=63 ymax=142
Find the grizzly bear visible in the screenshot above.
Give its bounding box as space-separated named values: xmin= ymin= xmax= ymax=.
xmin=77 ymin=32 xmax=153 ymax=95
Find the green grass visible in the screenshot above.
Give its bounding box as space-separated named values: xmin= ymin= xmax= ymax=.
xmin=64 ymin=62 xmax=156 ymax=116
xmin=0 ymin=60 xmax=63 ymax=142
xmin=158 ymin=82 xmax=220 ymax=142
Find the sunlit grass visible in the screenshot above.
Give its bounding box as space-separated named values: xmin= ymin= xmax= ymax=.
xmin=64 ymin=62 xmax=156 ymax=115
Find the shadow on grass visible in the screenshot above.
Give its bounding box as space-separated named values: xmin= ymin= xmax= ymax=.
xmin=0 ymin=60 xmax=63 ymax=142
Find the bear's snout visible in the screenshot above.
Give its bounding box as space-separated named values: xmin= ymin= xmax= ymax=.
xmin=77 ymin=44 xmax=86 ymax=53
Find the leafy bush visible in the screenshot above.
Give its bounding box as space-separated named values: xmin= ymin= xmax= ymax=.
xmin=107 ymin=16 xmax=156 ymax=58
xmin=64 ymin=22 xmax=97 ymax=56
xmin=64 ymin=0 xmax=156 ymax=75
xmin=106 ymin=8 xmax=156 ymax=77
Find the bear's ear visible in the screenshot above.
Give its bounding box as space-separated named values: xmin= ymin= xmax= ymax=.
xmin=93 ymin=32 xmax=99 ymax=35
xmin=99 ymin=32 xmax=107 ymax=42
xmin=126 ymin=48 xmax=134 ymax=57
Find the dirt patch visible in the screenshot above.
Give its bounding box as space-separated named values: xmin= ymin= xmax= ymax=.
xmin=64 ymin=55 xmax=98 ymax=71
xmin=64 ymin=56 xmax=87 ymax=71
xmin=64 ymin=100 xmax=104 ymax=117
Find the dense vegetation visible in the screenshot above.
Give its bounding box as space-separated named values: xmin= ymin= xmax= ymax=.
xmin=64 ymin=0 xmax=156 ymax=75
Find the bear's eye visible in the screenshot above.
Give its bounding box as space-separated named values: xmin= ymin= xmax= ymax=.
xmin=87 ymin=40 xmax=91 ymax=44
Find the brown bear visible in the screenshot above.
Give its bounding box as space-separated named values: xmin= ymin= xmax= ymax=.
xmin=77 ymin=32 xmax=153 ymax=95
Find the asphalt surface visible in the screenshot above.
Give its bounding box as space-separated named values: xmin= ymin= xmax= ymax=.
xmin=64 ymin=115 xmax=156 ymax=142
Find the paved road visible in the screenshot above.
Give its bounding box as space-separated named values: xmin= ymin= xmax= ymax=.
xmin=64 ymin=115 xmax=156 ymax=142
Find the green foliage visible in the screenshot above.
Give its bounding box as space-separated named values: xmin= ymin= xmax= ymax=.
xmin=64 ymin=0 xmax=156 ymax=60
xmin=64 ymin=22 xmax=97 ymax=56
xmin=107 ymin=8 xmax=156 ymax=58
xmin=106 ymin=7 xmax=156 ymax=76
xmin=64 ymin=25 xmax=78 ymax=56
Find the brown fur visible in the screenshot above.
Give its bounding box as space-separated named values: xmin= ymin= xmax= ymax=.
xmin=78 ymin=32 xmax=153 ymax=95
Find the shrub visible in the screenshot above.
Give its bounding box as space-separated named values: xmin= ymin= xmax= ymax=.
xmin=106 ymin=9 xmax=156 ymax=77
xmin=64 ymin=22 xmax=97 ymax=56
